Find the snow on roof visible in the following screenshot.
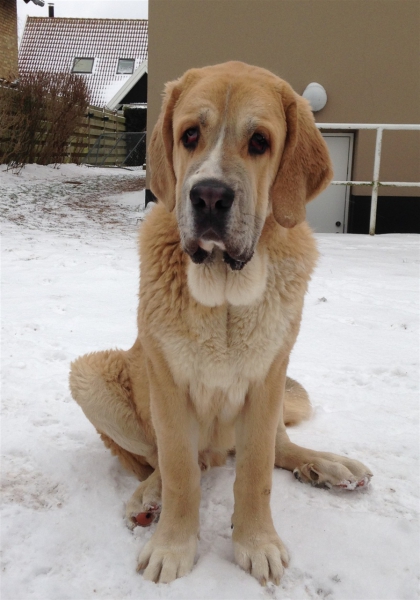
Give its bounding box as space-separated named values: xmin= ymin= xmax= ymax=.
xmin=19 ymin=18 xmax=148 ymax=107
xmin=106 ymin=60 xmax=148 ymax=110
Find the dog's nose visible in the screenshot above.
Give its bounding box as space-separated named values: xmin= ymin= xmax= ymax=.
xmin=190 ymin=180 xmax=234 ymax=213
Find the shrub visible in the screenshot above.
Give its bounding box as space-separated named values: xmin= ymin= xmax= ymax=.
xmin=0 ymin=71 xmax=89 ymax=170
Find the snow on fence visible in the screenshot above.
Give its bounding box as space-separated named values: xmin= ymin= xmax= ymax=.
xmin=317 ymin=124 xmax=420 ymax=235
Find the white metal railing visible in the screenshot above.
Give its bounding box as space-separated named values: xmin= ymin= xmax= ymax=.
xmin=316 ymin=124 xmax=420 ymax=235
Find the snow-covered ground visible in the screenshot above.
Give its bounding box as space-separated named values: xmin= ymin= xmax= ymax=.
xmin=1 ymin=164 xmax=419 ymax=600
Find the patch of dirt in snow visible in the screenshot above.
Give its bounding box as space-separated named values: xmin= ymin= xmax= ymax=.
xmin=1 ymin=456 xmax=66 ymax=511
xmin=1 ymin=172 xmax=145 ymax=236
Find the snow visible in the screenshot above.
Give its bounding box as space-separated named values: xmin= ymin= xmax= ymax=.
xmin=104 ymin=80 xmax=130 ymax=106
xmin=1 ymin=164 xmax=419 ymax=600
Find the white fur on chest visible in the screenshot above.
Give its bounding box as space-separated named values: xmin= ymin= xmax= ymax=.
xmin=187 ymin=248 xmax=268 ymax=308
xmin=158 ymin=250 xmax=301 ymax=421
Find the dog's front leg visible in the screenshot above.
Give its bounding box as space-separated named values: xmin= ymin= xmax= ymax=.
xmin=137 ymin=351 xmax=200 ymax=583
xmin=232 ymin=354 xmax=290 ymax=586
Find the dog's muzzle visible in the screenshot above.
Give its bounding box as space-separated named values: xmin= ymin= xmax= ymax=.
xmin=190 ymin=178 xmax=235 ymax=240
xmin=187 ymin=179 xmax=248 ymax=269
xmin=185 ymin=178 xmax=253 ymax=270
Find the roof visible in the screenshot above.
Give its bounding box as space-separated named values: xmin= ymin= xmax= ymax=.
xmin=19 ymin=18 xmax=148 ymax=107
xmin=107 ymin=60 xmax=148 ymax=110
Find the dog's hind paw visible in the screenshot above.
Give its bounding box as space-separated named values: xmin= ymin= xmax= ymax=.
xmin=128 ymin=503 xmax=161 ymax=529
xmin=292 ymin=455 xmax=372 ymax=491
xmin=125 ymin=471 xmax=162 ymax=530
xmin=335 ymin=475 xmax=371 ymax=490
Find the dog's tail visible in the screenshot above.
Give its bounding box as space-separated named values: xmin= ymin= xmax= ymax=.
xmin=284 ymin=377 xmax=312 ymax=426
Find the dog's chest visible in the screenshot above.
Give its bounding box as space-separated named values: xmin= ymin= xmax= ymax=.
xmin=159 ymin=259 xmax=300 ymax=396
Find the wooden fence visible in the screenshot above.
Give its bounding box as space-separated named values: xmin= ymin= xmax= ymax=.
xmin=68 ymin=107 xmax=127 ymax=165
xmin=0 ymin=96 xmax=146 ymax=166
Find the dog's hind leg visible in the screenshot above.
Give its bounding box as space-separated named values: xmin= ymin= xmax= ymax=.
xmin=124 ymin=467 xmax=162 ymax=528
xmin=69 ymin=349 xmax=155 ymax=463
xmin=69 ymin=349 xmax=162 ymax=522
xmin=274 ymin=417 xmax=372 ymax=490
xmin=283 ymin=377 xmax=312 ymax=426
xmin=99 ymin=431 xmax=154 ymax=481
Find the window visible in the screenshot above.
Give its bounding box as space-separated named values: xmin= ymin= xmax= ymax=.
xmin=117 ymin=58 xmax=135 ymax=74
xmin=72 ymin=58 xmax=94 ymax=74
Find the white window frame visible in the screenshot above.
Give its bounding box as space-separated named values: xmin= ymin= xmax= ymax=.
xmin=117 ymin=58 xmax=135 ymax=75
xmin=72 ymin=57 xmax=94 ymax=74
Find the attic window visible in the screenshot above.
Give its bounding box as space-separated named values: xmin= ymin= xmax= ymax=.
xmin=72 ymin=58 xmax=94 ymax=74
xmin=117 ymin=58 xmax=135 ymax=74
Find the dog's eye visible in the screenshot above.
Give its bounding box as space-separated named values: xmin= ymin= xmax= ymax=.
xmin=182 ymin=128 xmax=199 ymax=150
xmin=249 ymin=133 xmax=268 ymax=155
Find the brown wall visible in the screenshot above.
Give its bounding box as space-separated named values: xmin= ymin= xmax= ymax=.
xmin=147 ymin=0 xmax=419 ymax=196
xmin=0 ymin=0 xmax=18 ymax=81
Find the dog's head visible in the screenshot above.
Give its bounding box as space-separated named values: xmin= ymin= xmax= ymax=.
xmin=148 ymin=61 xmax=332 ymax=270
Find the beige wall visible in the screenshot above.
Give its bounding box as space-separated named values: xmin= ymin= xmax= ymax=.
xmin=147 ymin=0 xmax=419 ymax=196
xmin=0 ymin=0 xmax=18 ymax=81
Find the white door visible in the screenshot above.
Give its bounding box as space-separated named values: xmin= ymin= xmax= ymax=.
xmin=305 ymin=133 xmax=354 ymax=233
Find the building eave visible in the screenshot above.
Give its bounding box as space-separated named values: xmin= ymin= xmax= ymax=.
xmin=24 ymin=0 xmax=45 ymax=6
xmin=106 ymin=60 xmax=148 ymax=110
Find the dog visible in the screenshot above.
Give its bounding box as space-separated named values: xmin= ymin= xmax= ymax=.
xmin=70 ymin=61 xmax=372 ymax=586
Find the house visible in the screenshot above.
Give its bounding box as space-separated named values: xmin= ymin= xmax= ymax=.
xmin=19 ymin=16 xmax=148 ymax=109
xmin=146 ymin=0 xmax=419 ymax=234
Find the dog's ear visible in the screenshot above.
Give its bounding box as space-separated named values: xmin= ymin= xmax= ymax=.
xmin=271 ymin=87 xmax=333 ymax=228
xmin=148 ymin=80 xmax=181 ymax=212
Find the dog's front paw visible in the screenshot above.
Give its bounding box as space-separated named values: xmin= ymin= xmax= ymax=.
xmin=233 ymin=533 xmax=289 ymax=586
xmin=293 ymin=454 xmax=372 ymax=490
xmin=137 ymin=533 xmax=197 ymax=583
